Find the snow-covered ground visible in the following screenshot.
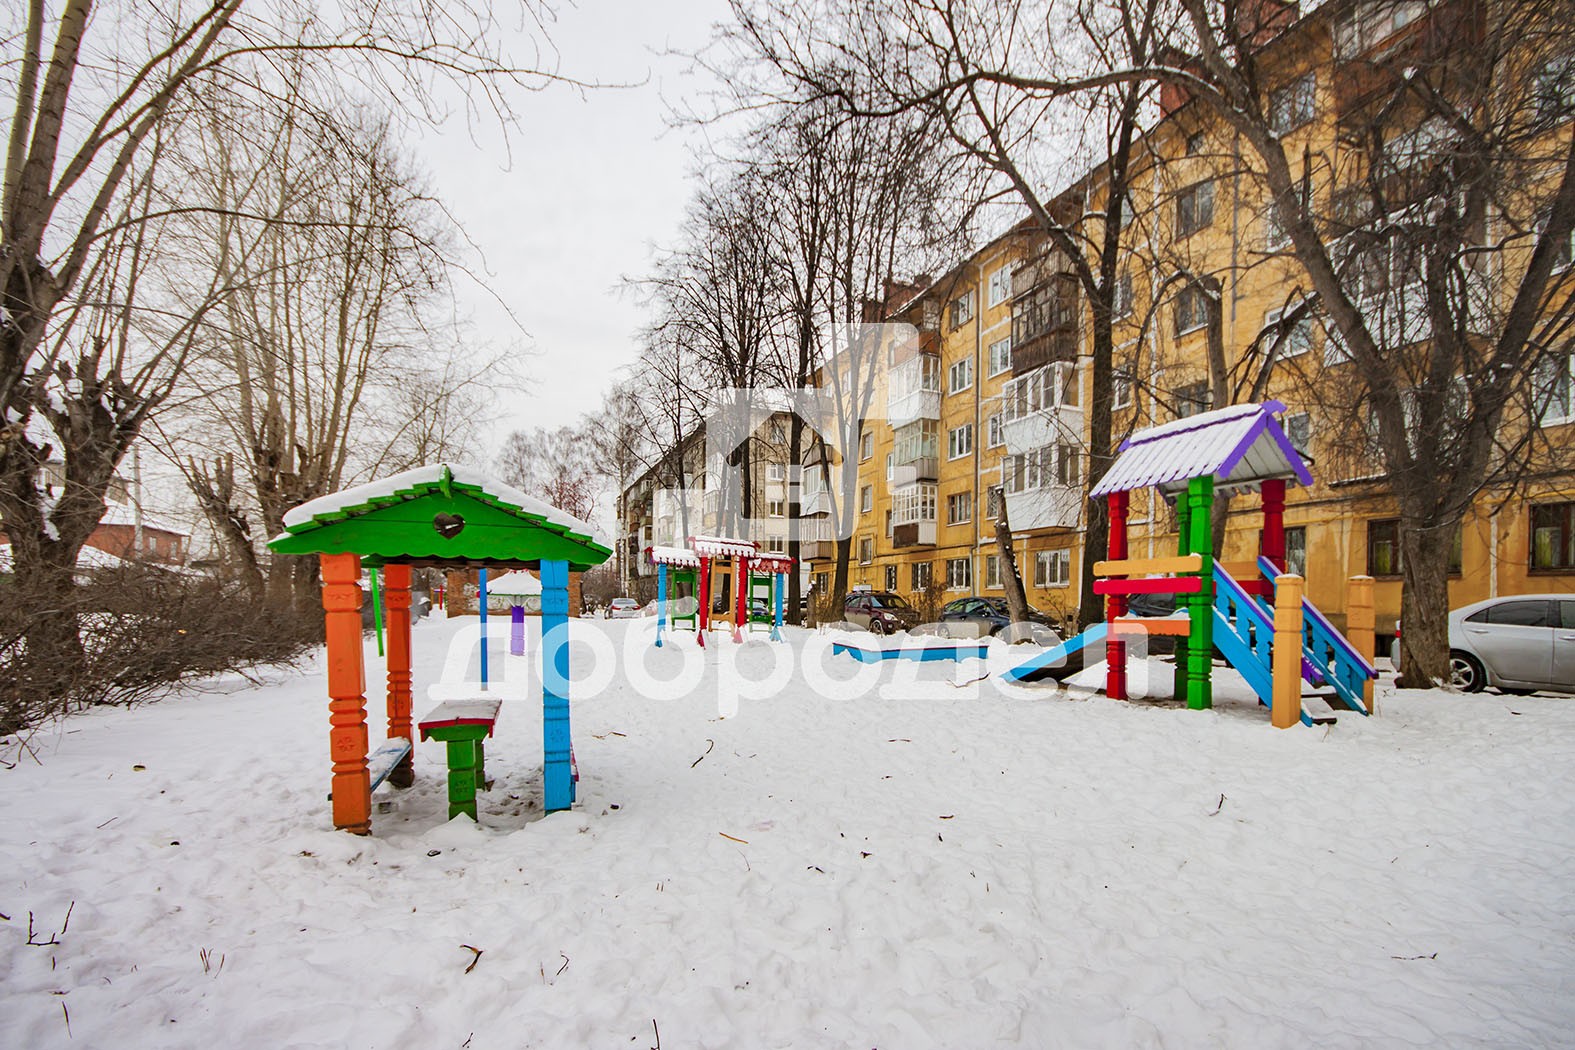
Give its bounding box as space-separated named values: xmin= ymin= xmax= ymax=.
xmin=4 ymin=615 xmax=1574 ymax=1049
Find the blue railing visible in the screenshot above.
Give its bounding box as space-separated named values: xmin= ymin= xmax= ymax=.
xmin=1212 ymin=562 xmax=1274 ymax=706
xmin=1257 ymin=557 xmax=1375 ymax=715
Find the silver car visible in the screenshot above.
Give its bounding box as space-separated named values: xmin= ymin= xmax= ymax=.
xmin=608 ymin=597 xmax=642 ymax=619
xmin=1435 ymin=595 xmax=1575 ymax=693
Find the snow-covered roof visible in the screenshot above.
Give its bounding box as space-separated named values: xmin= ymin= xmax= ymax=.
xmin=690 ymin=535 xmax=758 ymax=559
xmin=646 ymin=545 xmax=701 ymax=568
xmin=269 ymin=464 xmax=612 ymax=571
xmin=1090 ymin=401 xmax=1314 ymax=499
xmin=485 ymin=570 xmax=541 ymax=596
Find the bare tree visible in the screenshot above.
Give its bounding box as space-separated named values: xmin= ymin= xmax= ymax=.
xmin=496 ymin=425 xmax=599 ymax=522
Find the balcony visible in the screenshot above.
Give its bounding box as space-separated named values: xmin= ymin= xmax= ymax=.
xmin=793 ymin=517 xmax=837 ymax=562
xmin=1001 ymin=445 xmax=1083 ymax=532
xmin=891 ymin=482 xmax=937 ymax=548
xmin=1000 ymin=362 xmax=1083 ymax=451
xmin=886 ymin=352 xmax=942 ymax=427
xmin=1004 ymin=484 xmax=1083 ymax=533
xmin=891 ymin=419 xmax=939 ymax=485
xmin=1011 ymin=275 xmax=1079 ymax=374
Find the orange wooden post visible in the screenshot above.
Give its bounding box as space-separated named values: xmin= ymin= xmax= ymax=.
xmin=1347 ymin=574 xmax=1376 ymax=713
xmin=322 ymin=553 xmax=372 ymax=833
xmin=382 ymin=563 xmax=415 ymax=788
xmin=1272 ymin=573 xmax=1304 ymax=729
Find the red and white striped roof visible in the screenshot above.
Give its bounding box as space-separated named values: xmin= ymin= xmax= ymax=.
xmin=689 ymin=535 xmax=758 ymax=559
xmin=751 ymin=553 xmax=795 ymax=573
xmin=646 ymin=544 xmax=701 ymax=568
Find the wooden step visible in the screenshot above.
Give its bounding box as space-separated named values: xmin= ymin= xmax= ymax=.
xmin=1300 ymin=695 xmax=1338 ymax=725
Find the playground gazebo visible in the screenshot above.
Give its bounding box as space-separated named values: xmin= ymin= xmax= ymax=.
xmin=268 ymin=464 xmax=612 ymax=834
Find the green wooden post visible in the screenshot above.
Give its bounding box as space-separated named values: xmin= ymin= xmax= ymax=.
xmin=1186 ymin=475 xmax=1215 ymax=710
xmin=422 ymin=723 xmax=492 ymax=820
xmin=1173 ymin=492 xmax=1191 ymax=705
xmin=370 ymin=568 xmax=385 ymax=657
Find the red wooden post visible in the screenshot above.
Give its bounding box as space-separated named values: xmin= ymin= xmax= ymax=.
xmin=321 ymin=552 xmax=371 ymax=834
xmin=1105 ymin=491 xmax=1130 ymax=701
xmin=1260 ymin=478 xmax=1286 ymax=569
xmin=733 ymin=555 xmax=749 ymax=643
xmin=697 ymin=556 xmax=711 ymax=647
xmin=382 ymin=563 xmax=415 ymax=788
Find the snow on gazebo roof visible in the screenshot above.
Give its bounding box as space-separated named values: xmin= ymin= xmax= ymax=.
xmin=486 ymin=570 xmax=542 ymax=597
xmin=1090 ymin=401 xmax=1313 ymax=499
xmin=646 ymin=545 xmax=701 ymax=568
xmin=268 ymin=464 xmax=612 ymax=572
xmin=689 ymin=535 xmax=758 ymax=559
xmin=751 ymin=553 xmax=795 ymax=574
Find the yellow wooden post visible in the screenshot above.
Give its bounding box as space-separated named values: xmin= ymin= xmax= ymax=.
xmin=1347 ymin=574 xmax=1376 ymax=713
xmin=1272 ymin=573 xmax=1304 ymax=729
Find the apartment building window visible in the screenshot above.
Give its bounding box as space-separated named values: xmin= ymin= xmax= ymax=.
xmin=1270 ymin=73 xmax=1316 ymax=134
xmin=1286 ymin=412 xmax=1312 ymax=455
xmin=983 ymin=554 xmax=999 ymax=589
xmin=947 ymin=491 xmax=973 ymax=525
xmin=1322 ymin=319 xmax=1353 ymax=366
xmin=1113 ymin=369 xmax=1133 ymax=410
xmin=1537 ymin=352 xmax=1573 ymax=425
xmin=1003 ymin=361 xmax=1078 ymax=421
xmin=885 ymin=509 xmax=893 ymax=537
xmin=1174 ymin=283 xmax=1211 ymax=335
xmin=1535 ymin=54 xmax=1575 ymax=126
xmin=767 ymin=499 xmax=786 ymax=518
xmin=765 ymin=538 xmax=785 ymax=553
xmin=815 ymin=571 xmax=829 ymax=594
xmin=860 ymin=430 xmax=874 ymax=460
xmin=1367 ymin=518 xmax=1401 ymax=576
xmin=885 ymin=564 xmax=898 ymax=591
xmin=911 ymin=560 xmax=932 ymax=590
xmin=1176 ymin=180 xmax=1215 ymax=237
xmin=767 ymin=462 xmax=785 ymax=481
xmin=860 ymin=485 xmax=873 ymax=513
xmin=1034 ymin=549 xmax=1071 ymax=588
xmin=950 ymin=290 xmax=975 ymax=329
xmin=1334 ymin=1 xmax=1425 ymax=59
xmin=946 ymin=557 xmax=972 ymax=590
xmin=1284 ymin=526 xmax=1307 ymax=577
xmin=1002 ymin=444 xmax=1081 ymax=493
xmin=948 ymin=423 xmax=974 ymax=459
xmin=1264 ymin=202 xmax=1290 ymax=250
xmin=1532 ymin=502 xmax=1575 ymax=570
xmin=886 ymin=452 xmax=894 ymax=480
xmin=859 ymin=536 xmax=874 ymax=564
xmin=987 ymin=412 xmax=1005 ymax=449
xmin=1185 ymin=129 xmax=1206 ymax=156
xmin=922 ymin=300 xmax=941 ymax=330
xmin=988 ymin=336 xmax=1012 ymax=376
xmin=1264 ymin=306 xmax=1312 ymax=359
xmin=1175 ymin=381 xmax=1211 ymax=419
xmin=987 ymin=265 xmax=1012 ymax=307
xmin=948 ymin=357 xmax=973 ymax=394
xmin=1111 ymin=272 xmax=1133 ymax=320
xmin=986 ymin=485 xmax=1003 ymax=520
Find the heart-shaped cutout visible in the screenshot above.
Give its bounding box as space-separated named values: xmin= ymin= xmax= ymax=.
xmin=433 ymin=513 xmax=466 ymax=539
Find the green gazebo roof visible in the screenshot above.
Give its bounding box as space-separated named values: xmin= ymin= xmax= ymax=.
xmin=267 ymin=464 xmax=612 ymax=572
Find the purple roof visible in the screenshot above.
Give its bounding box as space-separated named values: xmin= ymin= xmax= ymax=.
xmin=1089 ymin=401 xmax=1313 ymax=498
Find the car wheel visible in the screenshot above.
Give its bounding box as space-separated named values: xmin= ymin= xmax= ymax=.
xmin=935 ymin=623 xmax=950 ymax=639
xmin=1449 ymin=651 xmax=1487 ymax=693
xmin=869 ymin=618 xmax=885 ymax=636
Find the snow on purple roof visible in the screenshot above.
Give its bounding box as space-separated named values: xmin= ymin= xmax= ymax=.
xmin=1089 ymin=401 xmax=1313 ymax=499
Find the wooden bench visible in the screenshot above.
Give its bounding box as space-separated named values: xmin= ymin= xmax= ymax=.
xmin=367 ymin=737 xmax=414 ymax=792
xmin=419 ymin=698 xmax=502 ymax=821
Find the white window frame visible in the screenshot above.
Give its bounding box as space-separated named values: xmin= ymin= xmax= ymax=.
xmin=946 ymin=557 xmax=972 ymax=590
xmin=767 ymin=498 xmax=786 ymax=518
xmin=766 ymin=462 xmax=785 ymax=481
xmin=1113 ymin=369 xmax=1134 ymax=410
xmin=859 ymin=537 xmax=874 ymax=564
xmin=1270 ymin=73 xmax=1316 ymax=134
xmin=947 ymin=490 xmax=973 ymax=525
xmin=1112 ymin=272 xmax=1133 ymax=320
xmin=1286 ymin=411 xmax=1313 ymax=454
xmin=1033 ymin=549 xmax=1072 ymax=588
xmin=987 ymin=265 xmax=1012 ymax=307
xmin=947 ymin=423 xmax=974 ymax=460
xmin=1264 ymin=306 xmax=1312 ymax=359
xmin=987 ymin=412 xmax=1005 ymax=448
xmin=886 ymin=453 xmax=894 ymax=481
xmin=948 ymin=357 xmax=973 ymax=395
xmin=885 ymin=564 xmax=898 ymax=591
xmin=988 ymin=336 xmax=1012 ymax=377
xmin=1537 ymin=353 xmax=1575 ymax=426
xmin=860 ymin=485 xmax=873 ymax=514
xmin=860 ymin=431 xmax=874 ymax=460
xmin=985 ymin=554 xmax=1002 ymax=589
xmin=950 ymin=290 xmax=975 ymax=329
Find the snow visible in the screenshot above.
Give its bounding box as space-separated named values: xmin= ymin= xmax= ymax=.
xmin=4 ymin=616 xmax=1575 ymax=1048
xmin=485 ymin=570 xmax=541 ymax=597
xmin=646 ymin=544 xmax=701 ymax=568
xmin=277 ymin=464 xmax=611 ymax=550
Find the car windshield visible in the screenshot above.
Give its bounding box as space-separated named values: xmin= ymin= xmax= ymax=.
xmin=870 ymin=594 xmax=911 ymax=609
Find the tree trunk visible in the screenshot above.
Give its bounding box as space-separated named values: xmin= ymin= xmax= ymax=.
xmin=1395 ymin=515 xmax=1455 ymax=689
xmin=995 ymin=499 xmax=1030 ymax=629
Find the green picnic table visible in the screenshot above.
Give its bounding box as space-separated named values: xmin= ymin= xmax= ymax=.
xmin=418 ymin=698 xmax=502 ymax=820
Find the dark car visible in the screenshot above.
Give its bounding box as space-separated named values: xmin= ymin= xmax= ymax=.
xmin=843 ymin=591 xmax=921 ymax=634
xmin=1121 ymin=591 xmax=1179 ymax=655
xmin=937 ymin=596 xmax=1060 ymax=639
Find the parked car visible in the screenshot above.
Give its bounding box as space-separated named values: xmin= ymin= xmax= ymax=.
xmin=1121 ymin=590 xmax=1181 ymax=655
xmin=608 ymin=597 xmax=642 ymax=619
xmin=936 ymin=596 xmax=1060 ymax=638
xmin=1396 ymin=595 xmax=1575 ymax=693
xmin=842 ymin=591 xmax=921 ymax=634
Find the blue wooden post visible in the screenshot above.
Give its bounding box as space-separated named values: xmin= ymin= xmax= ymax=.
xmin=478 ymin=567 xmax=489 ymax=691
xmin=510 ymin=604 xmax=525 ymax=656
xmin=771 ymin=571 xmax=784 ymax=641
xmin=540 ymin=559 xmax=573 ymax=811
xmin=655 ymin=562 xmax=668 ymax=647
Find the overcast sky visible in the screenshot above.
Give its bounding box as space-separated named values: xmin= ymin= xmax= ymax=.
xmin=413 ymin=0 xmax=733 ymax=458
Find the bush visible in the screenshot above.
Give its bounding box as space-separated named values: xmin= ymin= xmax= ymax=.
xmin=0 ymin=562 xmax=321 ymax=735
